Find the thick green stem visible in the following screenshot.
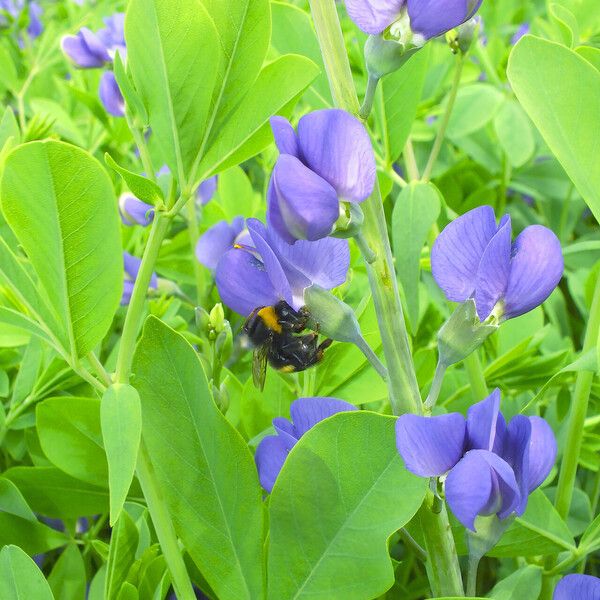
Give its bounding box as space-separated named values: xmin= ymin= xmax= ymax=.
xmin=466 ymin=554 xmax=479 ymax=597
xmin=418 ymin=491 xmax=465 ymax=597
xmin=422 ymin=55 xmax=464 ymax=182
xmin=115 ymin=213 xmax=171 ymax=383
xmin=464 ymin=351 xmax=488 ymax=401
xmin=309 ymin=0 xmax=421 ymax=416
xmin=425 ymin=360 xmax=447 ymax=410
xmin=359 ymin=74 xmax=380 ymax=120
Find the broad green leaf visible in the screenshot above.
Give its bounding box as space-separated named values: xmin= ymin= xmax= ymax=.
xmin=197 ymin=54 xmax=319 ymax=179
xmin=549 ymin=3 xmax=579 ymax=47
xmin=214 ymin=165 xmax=258 ymax=222
xmin=0 ymin=140 xmax=122 ymax=359
xmin=392 ymin=182 xmax=440 ymax=334
xmin=101 ymin=384 xmax=142 ymax=525
xmin=132 ymin=316 xmax=264 ymax=600
xmin=105 ymin=511 xmax=139 ymax=600
xmin=267 ymin=411 xmax=427 ymax=600
xmin=0 ymin=307 xmax=53 ymax=345
xmin=0 ymin=545 xmax=54 ymax=600
xmin=0 ymin=45 xmax=17 ymax=95
xmin=380 ymin=46 xmax=430 ymax=163
xmin=494 ymin=100 xmax=535 ymax=168
xmin=446 ymin=84 xmax=503 ymax=138
xmin=105 ymin=154 xmax=164 ymax=207
xmin=0 ymin=107 xmax=19 ymax=148
xmin=125 ymin=0 xmax=220 ymax=183
xmin=116 ymin=582 xmax=138 ymax=600
xmin=48 ymin=544 xmax=86 ymax=600
xmin=36 ymin=397 xmax=108 ymax=486
xmin=4 ymin=467 xmax=111 ymax=518
xmin=487 ymin=565 xmax=542 ymax=599
xmin=508 ymin=36 xmax=600 ymax=224
xmin=577 ymin=46 xmax=600 ymax=71
xmin=10 ymin=337 xmax=42 ymax=408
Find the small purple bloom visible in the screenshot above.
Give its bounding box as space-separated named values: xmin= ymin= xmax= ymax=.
xmin=62 ymin=28 xmax=110 ymax=68
xmin=99 ymin=71 xmax=124 ymax=117
xmin=119 ymin=193 xmax=155 ymax=227
xmin=195 ymin=217 xmax=245 ymax=271
xmin=431 ymin=206 xmax=563 ymax=321
xmin=0 ymin=0 xmax=43 ymax=39
xmin=396 ymin=389 xmax=557 ymax=531
xmin=122 ymin=252 xmax=158 ymax=305
xmin=215 ymin=218 xmax=350 ymax=316
xmin=511 ymin=22 xmax=530 ymax=46
xmin=255 ymin=397 xmax=357 ymax=492
xmin=267 ymin=109 xmax=376 ymax=244
xmin=197 ymin=175 xmax=218 ymax=206
xmin=553 ymin=574 xmax=600 ymax=600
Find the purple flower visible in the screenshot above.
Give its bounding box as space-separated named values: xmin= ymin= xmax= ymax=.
xmin=511 ymin=22 xmax=530 ymax=45
xmin=215 ymin=218 xmax=350 ymax=316
xmin=554 ymin=575 xmax=600 ymax=600
xmin=119 ymin=193 xmax=155 ymax=227
xmin=396 ymin=389 xmax=557 ymax=531
xmin=255 ymin=397 xmax=357 ymax=492
xmin=195 ymin=217 xmax=245 ymax=271
xmin=122 ymin=252 xmax=158 ymax=305
xmin=345 ymin=0 xmax=483 ymax=40
xmin=197 ymin=175 xmax=218 ymax=206
xmin=99 ymin=71 xmax=124 ymax=117
xmin=431 ymin=206 xmax=563 ymax=322
xmin=0 ymin=0 xmax=43 ymax=39
xmin=267 ymin=109 xmax=376 ymax=244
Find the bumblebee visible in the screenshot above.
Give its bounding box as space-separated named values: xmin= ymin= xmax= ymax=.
xmin=242 ymin=301 xmax=332 ymax=390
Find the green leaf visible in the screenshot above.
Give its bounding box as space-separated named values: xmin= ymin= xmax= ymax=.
xmin=28 ymin=99 xmax=86 ymax=147
xmin=0 ymin=45 xmax=18 ymax=95
xmin=508 ymin=36 xmax=600 ymax=224
xmin=101 ymin=385 xmax=142 ymax=525
xmin=132 ymin=316 xmax=264 ymax=600
xmin=105 ymin=154 xmax=164 ymax=207
xmin=446 ymin=83 xmax=503 ymax=138
xmin=267 ymin=411 xmax=427 ymax=600
xmin=105 ymin=511 xmax=139 ymax=600
xmin=113 ymin=51 xmax=148 ymax=126
xmin=0 ymin=140 xmax=122 ymax=359
xmin=125 ymin=0 xmax=220 ymax=183
xmin=0 ymin=545 xmax=54 ymax=600
xmin=48 ymin=544 xmax=86 ymax=600
xmin=487 ymin=565 xmax=542 ymax=599
xmin=392 ymin=182 xmax=441 ymax=334
xmin=0 ymin=107 xmax=20 ymax=148
xmin=494 ymin=100 xmax=535 ymax=168
xmin=36 ymin=397 xmax=108 ymax=486
xmin=0 ymin=307 xmax=53 ymax=345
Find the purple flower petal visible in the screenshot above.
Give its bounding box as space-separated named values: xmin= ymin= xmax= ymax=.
xmin=466 ymin=388 xmax=502 ymax=452
xmin=431 ymin=205 xmax=497 ymax=303
xmin=396 ymin=413 xmax=466 ymax=477
xmin=27 ymin=2 xmax=43 ymax=38
xmin=195 ymin=218 xmax=243 ymax=271
xmin=553 ymin=574 xmax=600 ymax=600
xmin=297 ymin=109 xmax=376 ymax=203
xmin=267 ymin=178 xmax=296 ymax=245
xmin=407 ymin=0 xmax=483 ymax=40
xmin=273 ymin=417 xmax=299 ymax=450
xmin=119 ymin=193 xmax=154 ymax=227
xmin=445 ymin=450 xmax=520 ymax=531
xmin=527 ymin=416 xmax=557 ymax=492
xmin=61 ymin=31 xmax=108 ymax=68
xmin=99 ymin=71 xmax=125 ymax=117
xmin=270 ymin=116 xmax=299 ymax=157
xmin=501 ymin=415 xmax=531 ymax=515
xmin=290 ymin=397 xmax=357 ymax=438
xmin=255 ymin=435 xmax=289 ymax=493
xmin=474 ymin=215 xmax=511 ymax=320
xmin=215 ymin=247 xmax=281 ymax=317
xmin=344 ymin=0 xmax=405 ymax=35
xmin=268 ymin=154 xmax=340 ymax=242
xmin=197 ymin=175 xmax=218 ymax=206
xmin=503 ymin=225 xmax=564 ymax=319
xmin=121 ymin=279 xmax=134 ymax=305
xmin=511 ymin=23 xmax=530 ymax=46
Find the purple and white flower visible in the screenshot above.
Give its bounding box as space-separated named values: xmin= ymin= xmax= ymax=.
xmin=195 ymin=217 xmax=245 ymax=271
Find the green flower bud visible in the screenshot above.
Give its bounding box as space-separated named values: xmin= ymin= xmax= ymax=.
xmin=209 ymin=303 xmax=225 ymax=334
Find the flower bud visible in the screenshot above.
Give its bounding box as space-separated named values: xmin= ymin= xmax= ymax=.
xmin=195 ymin=306 xmax=210 ymax=334
xmin=215 ymin=322 xmax=233 ymax=364
xmin=209 ymin=303 xmax=225 ymax=334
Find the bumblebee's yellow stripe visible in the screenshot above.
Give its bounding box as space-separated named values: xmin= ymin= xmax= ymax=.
xmin=258 ymin=306 xmax=282 ymax=333
xmin=279 ymin=365 xmax=296 ymax=373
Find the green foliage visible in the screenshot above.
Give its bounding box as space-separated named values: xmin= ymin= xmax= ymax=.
xmin=0 ymin=545 xmax=54 ymax=600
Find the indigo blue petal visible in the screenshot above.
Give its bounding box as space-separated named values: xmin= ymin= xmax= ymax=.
xmin=396 ymin=413 xmax=466 ymax=477
xmin=27 ymin=2 xmax=43 ymax=38
xmin=466 ymin=388 xmax=502 ymax=452
xmin=121 ymin=280 xmax=134 ymax=306
xmin=273 ymin=417 xmax=299 ymax=451
xmin=431 ymin=205 xmax=497 ymax=302
xmin=197 ymin=176 xmax=218 ymax=206
xmin=195 ymin=218 xmax=243 ymax=271
xmin=270 ymin=116 xmax=299 ymax=158
xmin=553 ymin=574 xmax=600 ymax=600
xmin=503 ymin=225 xmax=564 ymax=319
xmin=123 ymin=252 xmax=157 ymax=291
xmin=474 ymin=215 xmax=511 ymax=320
xmin=290 ymin=397 xmax=357 ymax=438
xmin=269 ymin=154 xmax=340 ymax=242
xmin=527 ymin=416 xmax=557 ymax=492
xmin=267 ymin=178 xmax=297 ymax=245
xmin=344 ymin=0 xmax=405 ymax=35
xmin=501 ymin=415 xmax=532 ymax=515
xmin=255 ymin=435 xmax=289 ymax=493
xmin=297 ymin=109 xmax=376 ymax=203
xmin=215 ymin=247 xmax=280 ymax=317
xmin=99 ymin=71 xmax=125 ymax=117
xmin=119 ymin=193 xmax=154 ymax=227
xmin=61 ymin=29 xmax=109 ymax=67
xmin=445 ymin=450 xmax=520 ymax=531
xmin=407 ymin=0 xmax=483 ymax=39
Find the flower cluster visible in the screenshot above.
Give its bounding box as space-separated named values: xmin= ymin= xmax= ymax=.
xmin=396 ymin=389 xmax=556 ymax=530
xmin=0 ymin=0 xmax=43 ymax=41
xmin=61 ymin=14 xmax=125 ymax=116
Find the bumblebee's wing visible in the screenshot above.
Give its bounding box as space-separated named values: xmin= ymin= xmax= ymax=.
xmin=252 ymin=343 xmax=270 ymax=391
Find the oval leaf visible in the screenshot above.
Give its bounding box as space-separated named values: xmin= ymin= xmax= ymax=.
xmin=0 ymin=545 xmax=54 ymax=600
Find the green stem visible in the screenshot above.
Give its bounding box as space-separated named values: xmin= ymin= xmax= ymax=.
xmin=418 ymin=491 xmax=465 ymax=597
xmin=466 ymin=554 xmax=479 ymax=597
xmin=403 ymin=139 xmax=420 ymax=182
xmin=422 ymin=55 xmax=464 ymax=182
xmin=87 ymin=351 xmax=112 ymax=387
xmin=128 ymin=117 xmax=155 ymax=182
xmin=425 ymin=360 xmax=447 ymax=410
xmin=359 ymin=74 xmax=380 ymax=120
xmin=186 ymin=198 xmax=204 ymax=305
xmin=399 ymin=527 xmax=427 ymax=563
xmin=137 ymin=442 xmax=196 ymax=600
xmin=115 ymin=213 xmax=171 ymax=383
xmin=309 ymin=0 xmax=421 ymax=417
xmin=464 ymin=351 xmax=487 ymax=401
